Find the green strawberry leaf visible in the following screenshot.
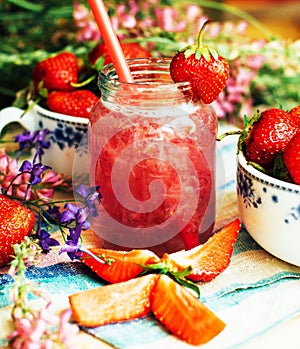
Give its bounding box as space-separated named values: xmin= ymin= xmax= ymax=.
xmin=138 ymin=262 xmax=200 ymax=297
xmin=184 ymin=46 xmax=196 ymax=58
xmin=173 ymin=275 xmax=201 ymax=298
xmin=200 ymin=46 xmax=211 ymax=62
xmin=273 ymin=153 xmax=291 ymax=181
xmin=208 ymin=47 xmax=219 ymax=61
xmin=247 ymin=161 xmax=269 ymax=174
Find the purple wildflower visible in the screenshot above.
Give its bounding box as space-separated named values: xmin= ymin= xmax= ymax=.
xmin=59 ymin=224 xmax=83 ymax=260
xmin=60 ymin=203 xmax=90 ymax=229
xmin=37 ymin=229 xmax=60 ymax=253
xmin=15 ymin=129 xmax=50 ymax=163
xmin=76 ymin=184 xmax=101 ymax=217
xmin=19 ymin=160 xmax=51 ymax=185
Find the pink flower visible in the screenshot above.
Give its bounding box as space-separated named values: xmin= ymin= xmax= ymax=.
xmin=246 ymin=54 xmax=266 ymax=70
xmin=0 ymin=148 xmax=70 ymax=201
xmin=8 ymin=303 xmax=79 ymax=349
xmin=31 ymin=170 xmax=67 ymax=200
xmin=154 ymin=7 xmax=186 ymax=32
xmin=0 ymin=149 xmax=30 ymax=199
xmin=58 ymin=309 xmax=79 ymax=347
xmin=73 ymin=2 xmax=101 ymax=42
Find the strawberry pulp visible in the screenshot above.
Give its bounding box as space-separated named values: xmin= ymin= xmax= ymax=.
xmin=88 ymin=59 xmax=217 ymax=255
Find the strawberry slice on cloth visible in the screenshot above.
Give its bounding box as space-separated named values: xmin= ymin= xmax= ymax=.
xmin=69 ymin=274 xmax=159 ymax=327
xmin=162 ymin=218 xmax=241 ymax=282
xmin=69 ymin=273 xmax=225 ymax=345
xmin=0 ymin=194 xmax=35 ymax=267
xmin=151 ymin=274 xmax=225 ymax=345
xmin=80 ymin=248 xmax=160 ymax=283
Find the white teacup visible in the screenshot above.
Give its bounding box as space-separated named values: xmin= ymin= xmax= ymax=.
xmin=237 ymin=151 xmax=300 ymax=266
xmin=0 ymin=104 xmax=89 ymax=176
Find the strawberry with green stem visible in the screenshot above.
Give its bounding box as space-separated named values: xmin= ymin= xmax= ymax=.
xmin=170 ymin=20 xmax=230 ymax=104
xmin=244 ymin=108 xmax=298 ymax=169
xmin=219 ymin=107 xmax=299 ymax=172
xmin=32 ymin=52 xmax=79 ymax=93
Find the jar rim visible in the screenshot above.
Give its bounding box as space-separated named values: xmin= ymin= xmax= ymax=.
xmin=99 ymin=57 xmax=191 ymax=89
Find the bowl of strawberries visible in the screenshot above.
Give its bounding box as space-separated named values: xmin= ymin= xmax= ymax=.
xmin=236 ymin=106 xmax=300 ymax=266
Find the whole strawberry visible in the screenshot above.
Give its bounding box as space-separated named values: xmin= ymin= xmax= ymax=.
xmin=0 ymin=195 xmax=35 ymax=267
xmin=245 ymin=108 xmax=298 ymax=168
xmin=47 ymin=90 xmax=98 ymax=118
xmin=170 ymin=21 xmax=230 ymax=104
xmin=88 ymin=42 xmax=151 ymax=68
xmin=32 ymin=52 xmax=79 ymax=92
xmin=283 ymin=131 xmax=300 ymax=185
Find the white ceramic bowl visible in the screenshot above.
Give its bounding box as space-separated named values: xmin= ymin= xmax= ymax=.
xmin=0 ymin=104 xmax=89 ymax=176
xmin=237 ymin=151 xmax=300 ymax=266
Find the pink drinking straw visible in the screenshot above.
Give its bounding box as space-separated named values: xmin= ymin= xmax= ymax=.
xmin=88 ymin=0 xmax=134 ymax=83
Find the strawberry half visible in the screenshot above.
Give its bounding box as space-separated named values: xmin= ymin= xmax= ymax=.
xmin=69 ymin=274 xmax=159 ymax=327
xmin=151 ymin=274 xmax=225 ymax=345
xmin=88 ymin=42 xmax=151 ymax=68
xmin=80 ymin=248 xmax=160 ymax=283
xmin=46 ymin=90 xmax=98 ymax=118
xmin=162 ymin=218 xmax=241 ymax=282
xmin=245 ymin=108 xmax=298 ymax=168
xmin=283 ymin=131 xmax=300 ymax=185
xmin=170 ymin=20 xmax=229 ymax=104
xmin=0 ymin=195 xmax=35 ymax=267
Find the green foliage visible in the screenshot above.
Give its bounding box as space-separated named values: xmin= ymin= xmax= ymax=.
xmin=0 ymin=0 xmax=93 ymax=108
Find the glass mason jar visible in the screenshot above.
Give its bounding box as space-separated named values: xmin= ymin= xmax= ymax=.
xmin=89 ymin=58 xmax=218 ymax=256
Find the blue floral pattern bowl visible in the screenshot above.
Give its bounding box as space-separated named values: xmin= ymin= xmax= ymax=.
xmin=237 ymin=151 xmax=300 ymax=266
xmin=0 ymin=105 xmax=89 ymax=176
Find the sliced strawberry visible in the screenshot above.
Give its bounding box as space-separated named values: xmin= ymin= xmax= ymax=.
xmin=151 ymin=274 xmax=225 ymax=345
xmin=80 ymin=248 xmax=160 ymax=283
xmin=32 ymin=52 xmax=79 ymax=92
xmin=0 ymin=195 xmax=35 ymax=267
xmin=162 ymin=218 xmax=241 ymax=282
xmin=283 ymin=131 xmax=300 ymax=185
xmin=170 ymin=21 xmax=229 ymax=104
xmin=69 ymin=274 xmax=159 ymax=327
xmin=46 ymin=90 xmax=98 ymax=118
xmin=88 ymin=42 xmax=151 ymax=67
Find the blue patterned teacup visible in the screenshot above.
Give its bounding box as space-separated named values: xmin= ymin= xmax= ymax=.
xmin=237 ymin=151 xmax=300 ymax=266
xmin=0 ymin=104 xmax=88 ymax=176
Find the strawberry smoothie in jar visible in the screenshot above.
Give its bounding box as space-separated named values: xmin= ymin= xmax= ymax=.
xmin=88 ymin=58 xmax=218 ymax=255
